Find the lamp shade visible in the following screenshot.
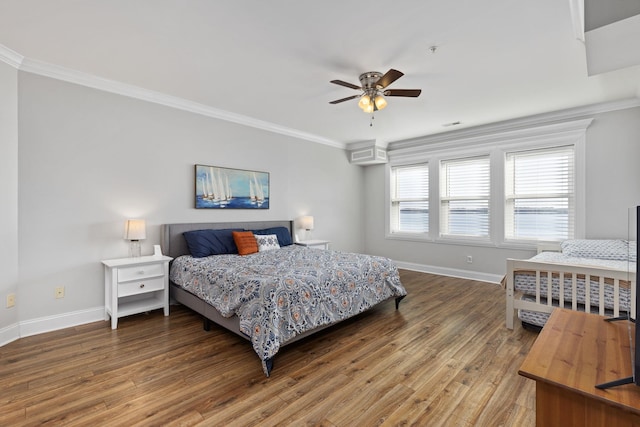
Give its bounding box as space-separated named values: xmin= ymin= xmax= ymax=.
xmin=299 ymin=216 xmax=314 ymax=231
xmin=374 ymin=94 xmax=387 ymax=110
xmin=358 ymin=94 xmax=371 ymax=110
xmin=124 ymin=219 xmax=146 ymax=240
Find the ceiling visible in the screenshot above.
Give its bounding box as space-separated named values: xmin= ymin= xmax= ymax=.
xmin=1 ymin=0 xmax=639 ymax=148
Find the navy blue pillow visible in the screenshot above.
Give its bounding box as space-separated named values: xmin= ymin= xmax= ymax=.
xmin=252 ymin=227 xmax=292 ymax=246
xmin=183 ymin=228 xmax=242 ymax=257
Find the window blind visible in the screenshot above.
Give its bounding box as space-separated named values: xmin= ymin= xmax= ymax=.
xmin=505 ymin=145 xmax=574 ymax=240
xmin=440 ymin=156 xmax=490 ymax=237
xmin=391 ymin=164 xmax=429 ymax=233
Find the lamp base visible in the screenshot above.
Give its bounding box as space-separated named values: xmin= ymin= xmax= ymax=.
xmin=129 ymin=240 xmax=141 ymax=257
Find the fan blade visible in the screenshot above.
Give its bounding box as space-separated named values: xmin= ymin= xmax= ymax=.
xmin=376 ymin=69 xmax=404 ymax=89
xmin=329 ymin=94 xmax=360 ymax=104
xmin=330 ymin=80 xmax=361 ymax=90
xmin=384 ymin=89 xmax=422 ymax=97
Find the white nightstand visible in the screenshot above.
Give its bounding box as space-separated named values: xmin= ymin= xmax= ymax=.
xmin=295 ymin=239 xmax=331 ymax=250
xmin=102 ymin=255 xmax=173 ymax=329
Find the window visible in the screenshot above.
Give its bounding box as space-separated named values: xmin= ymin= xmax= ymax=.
xmin=386 ymin=118 xmax=588 ymax=247
xmin=505 ymin=145 xmax=574 ymax=241
xmin=390 ymin=164 xmax=429 ymax=233
xmin=440 ymin=156 xmax=490 ymax=238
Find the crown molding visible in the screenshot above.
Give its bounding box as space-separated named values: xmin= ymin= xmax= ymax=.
xmin=388 ymin=118 xmax=594 ymax=163
xmin=568 ymin=0 xmax=585 ymax=42
xmin=0 ymin=44 xmax=24 ymax=68
xmin=388 ymin=98 xmax=640 ymax=155
xmin=14 ymin=54 xmax=345 ymax=149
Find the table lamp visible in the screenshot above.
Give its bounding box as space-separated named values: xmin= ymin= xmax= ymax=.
xmin=124 ymin=219 xmax=146 ymax=257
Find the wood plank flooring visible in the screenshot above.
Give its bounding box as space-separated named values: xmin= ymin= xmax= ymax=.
xmin=0 ymin=271 xmax=538 ymax=426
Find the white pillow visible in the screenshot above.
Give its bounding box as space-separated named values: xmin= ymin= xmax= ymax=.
xmin=255 ymin=234 xmax=280 ymax=252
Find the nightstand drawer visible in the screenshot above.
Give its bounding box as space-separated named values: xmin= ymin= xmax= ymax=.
xmin=118 ymin=276 xmax=164 ymax=297
xmin=118 ymin=263 xmax=164 ymax=282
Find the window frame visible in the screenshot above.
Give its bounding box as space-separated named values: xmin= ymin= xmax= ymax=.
xmin=439 ymin=155 xmax=491 ymax=241
xmin=389 ymin=162 xmax=430 ymax=238
xmin=385 ymin=119 xmax=587 ymax=249
xmin=504 ymin=145 xmax=576 ymax=243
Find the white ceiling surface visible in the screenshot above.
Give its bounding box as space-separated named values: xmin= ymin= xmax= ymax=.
xmin=1 ymin=0 xmax=639 ymax=147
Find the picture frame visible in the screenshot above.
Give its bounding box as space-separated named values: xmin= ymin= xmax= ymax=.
xmin=195 ymin=164 xmax=270 ymax=209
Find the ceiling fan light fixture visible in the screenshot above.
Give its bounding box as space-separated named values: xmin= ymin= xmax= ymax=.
xmin=374 ymin=94 xmax=387 ymax=110
xmin=328 ymin=69 xmax=421 ymax=115
xmin=358 ymin=94 xmax=371 ymax=110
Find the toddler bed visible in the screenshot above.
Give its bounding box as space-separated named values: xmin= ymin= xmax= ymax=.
xmin=505 ymin=239 xmax=636 ymax=330
xmin=161 ymin=220 xmax=407 ymax=376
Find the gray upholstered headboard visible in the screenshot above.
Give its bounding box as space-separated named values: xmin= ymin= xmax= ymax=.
xmin=160 ymin=220 xmax=294 ymax=259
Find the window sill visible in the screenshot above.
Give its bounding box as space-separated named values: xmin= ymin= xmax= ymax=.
xmin=385 ymin=232 xmax=432 ymax=242
xmin=385 ymin=233 xmax=547 ymax=251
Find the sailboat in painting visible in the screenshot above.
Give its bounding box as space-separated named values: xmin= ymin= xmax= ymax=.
xmin=250 ymin=172 xmax=265 ymax=206
xmin=202 ymin=167 xmax=233 ymax=207
xmin=201 ymin=176 xmax=211 ymax=201
xmin=224 ymin=174 xmax=232 ymax=201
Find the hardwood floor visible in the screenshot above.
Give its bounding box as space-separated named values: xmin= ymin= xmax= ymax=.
xmin=0 ymin=271 xmax=538 ymax=426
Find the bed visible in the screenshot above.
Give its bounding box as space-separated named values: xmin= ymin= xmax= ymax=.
xmin=505 ymin=239 xmax=636 ymax=330
xmin=160 ymin=220 xmax=407 ymax=376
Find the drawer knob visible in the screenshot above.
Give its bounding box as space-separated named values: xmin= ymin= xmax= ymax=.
xmin=139 ymin=283 xmax=145 ymax=289
xmin=137 ymin=270 xmax=145 ymax=275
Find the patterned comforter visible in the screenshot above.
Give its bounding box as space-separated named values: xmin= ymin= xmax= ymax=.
xmin=169 ymin=245 xmax=407 ymax=375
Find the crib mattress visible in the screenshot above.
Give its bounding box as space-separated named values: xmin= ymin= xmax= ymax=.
xmin=514 ymin=251 xmax=633 ymax=312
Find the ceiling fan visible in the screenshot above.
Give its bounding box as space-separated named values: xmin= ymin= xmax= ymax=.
xmin=329 ymin=69 xmax=421 ymax=113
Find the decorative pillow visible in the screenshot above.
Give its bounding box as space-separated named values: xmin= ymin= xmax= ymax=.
xmin=232 ymin=231 xmax=258 ymax=255
xmin=252 ymin=226 xmax=293 ymax=246
xmin=255 ymin=234 xmax=280 ymax=252
xmin=560 ymin=239 xmax=629 ymax=261
xmin=183 ymin=228 xmax=242 ymax=258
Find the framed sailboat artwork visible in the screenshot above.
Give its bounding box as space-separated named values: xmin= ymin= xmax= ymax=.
xmin=194 ymin=164 xmax=269 ymax=209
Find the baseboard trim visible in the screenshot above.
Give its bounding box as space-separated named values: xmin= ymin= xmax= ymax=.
xmin=19 ymin=307 xmax=105 ymax=338
xmin=0 ymin=322 xmax=20 ymax=347
xmin=394 ymin=261 xmax=503 ymax=284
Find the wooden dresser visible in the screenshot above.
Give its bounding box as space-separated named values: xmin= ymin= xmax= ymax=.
xmin=519 ymin=309 xmax=640 ymax=426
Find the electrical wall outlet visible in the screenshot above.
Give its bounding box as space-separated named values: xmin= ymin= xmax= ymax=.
xmin=6 ymin=293 xmax=15 ymax=308
xmin=55 ymin=286 xmax=65 ymax=299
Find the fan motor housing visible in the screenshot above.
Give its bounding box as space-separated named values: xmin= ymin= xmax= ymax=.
xmin=359 ymin=72 xmax=383 ymax=90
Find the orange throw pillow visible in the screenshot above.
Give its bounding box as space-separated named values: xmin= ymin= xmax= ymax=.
xmin=232 ymin=231 xmax=258 ymax=255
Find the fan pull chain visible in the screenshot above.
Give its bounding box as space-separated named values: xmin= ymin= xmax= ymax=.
xmin=370 ymin=114 xmax=375 ymax=127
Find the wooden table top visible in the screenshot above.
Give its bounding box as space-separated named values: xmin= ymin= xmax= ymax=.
xmin=519 ymin=309 xmax=640 ymax=413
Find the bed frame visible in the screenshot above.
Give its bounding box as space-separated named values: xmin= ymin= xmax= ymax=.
xmin=160 ymin=220 xmax=405 ymax=375
xmin=505 ymin=258 xmax=636 ymax=329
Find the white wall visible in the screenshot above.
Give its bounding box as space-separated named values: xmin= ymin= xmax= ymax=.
xmin=363 ymin=107 xmax=640 ymax=280
xmin=585 ymin=107 xmax=640 ymax=236
xmin=0 ymin=60 xmax=19 ymax=337
xmin=17 ymin=72 xmax=364 ymax=326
